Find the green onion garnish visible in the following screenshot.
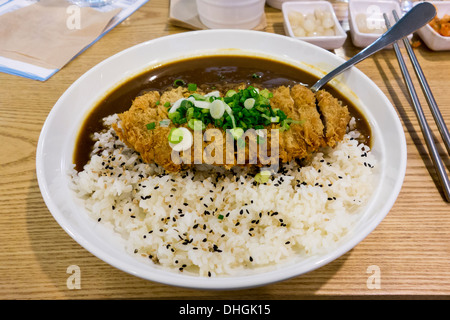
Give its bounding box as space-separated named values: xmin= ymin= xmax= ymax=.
xmin=188 ymin=119 xmax=206 ymax=131
xmin=168 ymin=128 xmax=184 ymax=144
xmin=218 ymin=214 xmax=224 ymax=220
xmin=230 ymin=127 xmax=244 ymax=140
xmin=188 ymin=83 xmax=197 ymax=91
xmin=146 ymin=122 xmax=156 ymax=130
xmin=173 ymin=79 xmax=186 ymax=87
xmin=254 ymin=170 xmax=271 ymax=184
xmin=163 ymin=85 xmax=299 ymax=139
xmin=243 ymin=98 xmax=255 ymax=110
xmin=210 ymin=99 xmax=225 ymax=119
xmin=225 ymin=90 xmax=237 ymax=97
xmin=191 ymin=93 xmax=206 ymax=101
xmin=159 ymin=119 xmax=170 ymax=127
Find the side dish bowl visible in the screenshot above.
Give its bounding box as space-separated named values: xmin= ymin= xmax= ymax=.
xmin=36 ymin=30 xmax=406 ymax=290
xmin=414 ymin=1 xmax=450 ymax=51
xmin=348 ymin=0 xmax=404 ymax=48
xmin=282 ymin=1 xmax=347 ymax=50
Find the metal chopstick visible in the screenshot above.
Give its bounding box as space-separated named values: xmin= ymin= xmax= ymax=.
xmin=383 ymin=13 xmax=450 ymax=202
xmin=393 ymin=9 xmax=450 ymax=156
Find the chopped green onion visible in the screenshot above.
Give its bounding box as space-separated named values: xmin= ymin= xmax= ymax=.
xmin=168 ymin=128 xmax=184 ymax=144
xmin=188 ymin=119 xmax=206 ymax=131
xmin=186 ymin=107 xmax=194 ymax=121
xmin=271 ymin=116 xmax=280 ymax=123
xmin=191 ymin=93 xmax=206 ymax=101
xmin=168 ymin=111 xmax=181 ymax=122
xmin=244 ymin=98 xmax=255 ymax=110
xmin=180 ymin=99 xmax=194 ymax=109
xmin=224 ymin=104 xmax=236 ymax=127
xmin=159 ymin=119 xmax=170 ymax=127
xmin=155 ymin=101 xmax=160 ymax=105
xmin=205 ymin=91 xmax=220 ymax=98
xmin=254 ymin=170 xmax=271 ymax=184
xmin=188 ymin=83 xmax=197 ymax=91
xmin=280 ymin=119 xmax=304 ymax=132
xmin=173 ymin=79 xmax=186 ymax=87
xmin=252 ymin=73 xmax=262 ymax=79
xmin=218 ymin=214 xmax=224 ymax=220
xmin=230 ymin=127 xmax=244 ymax=140
xmin=259 ymin=88 xmax=272 ymax=99
xmin=210 ymin=99 xmax=225 ymax=119
xmin=164 ymin=101 xmax=171 ymax=108
xmin=146 ymin=122 xmax=156 ymax=130
xmin=225 ymin=90 xmax=237 ymax=97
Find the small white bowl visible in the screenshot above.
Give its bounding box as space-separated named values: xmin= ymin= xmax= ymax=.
xmin=414 ymin=1 xmax=450 ymax=51
xmin=348 ymin=0 xmax=403 ymax=48
xmin=267 ymin=0 xmax=295 ymax=10
xmin=282 ymin=1 xmax=347 ymax=50
xmin=196 ymin=0 xmax=265 ymax=29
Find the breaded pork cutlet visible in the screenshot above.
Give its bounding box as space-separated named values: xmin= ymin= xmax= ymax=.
xmin=113 ymin=84 xmax=350 ymax=173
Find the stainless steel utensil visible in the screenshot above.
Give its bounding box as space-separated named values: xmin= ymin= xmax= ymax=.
xmin=310 ymin=2 xmax=436 ymax=92
xmin=384 ymin=12 xmax=450 ymax=202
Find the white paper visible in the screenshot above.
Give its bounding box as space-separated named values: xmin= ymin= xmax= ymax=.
xmin=0 ymin=0 xmax=149 ymax=81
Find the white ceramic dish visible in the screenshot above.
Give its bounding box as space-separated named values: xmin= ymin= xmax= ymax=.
xmin=36 ymin=30 xmax=406 ymax=290
xmin=267 ymin=0 xmax=295 ymax=10
xmin=196 ymin=0 xmax=265 ymax=29
xmin=348 ymin=0 xmax=404 ymax=48
xmin=282 ymin=1 xmax=347 ymax=50
xmin=414 ymin=1 xmax=450 ymax=51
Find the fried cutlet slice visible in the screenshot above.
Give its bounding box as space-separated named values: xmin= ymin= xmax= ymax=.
xmin=270 ymin=85 xmax=308 ymax=162
xmin=315 ymin=89 xmax=350 ymax=147
xmin=112 ymin=91 xmax=182 ymax=172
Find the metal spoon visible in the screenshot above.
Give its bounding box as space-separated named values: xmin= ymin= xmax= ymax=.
xmin=310 ymin=2 xmax=436 ymax=93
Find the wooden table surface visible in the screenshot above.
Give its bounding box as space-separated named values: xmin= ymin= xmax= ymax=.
xmin=1 ymin=0 xmax=449 ymax=300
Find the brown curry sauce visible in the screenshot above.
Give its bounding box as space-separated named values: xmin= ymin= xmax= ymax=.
xmin=74 ymin=55 xmax=371 ymax=171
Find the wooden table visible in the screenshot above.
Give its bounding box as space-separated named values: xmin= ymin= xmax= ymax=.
xmin=1 ymin=0 xmax=449 ymax=300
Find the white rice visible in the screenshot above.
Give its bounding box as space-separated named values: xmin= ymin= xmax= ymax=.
xmin=70 ymin=114 xmax=376 ymax=277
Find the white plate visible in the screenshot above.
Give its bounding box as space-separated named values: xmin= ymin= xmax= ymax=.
xmin=36 ymin=30 xmax=406 ymax=290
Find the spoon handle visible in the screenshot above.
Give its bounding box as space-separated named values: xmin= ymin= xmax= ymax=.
xmin=310 ymin=2 xmax=436 ymax=92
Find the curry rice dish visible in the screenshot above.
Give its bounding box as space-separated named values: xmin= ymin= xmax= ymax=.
xmin=70 ymin=55 xmax=376 ymax=276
